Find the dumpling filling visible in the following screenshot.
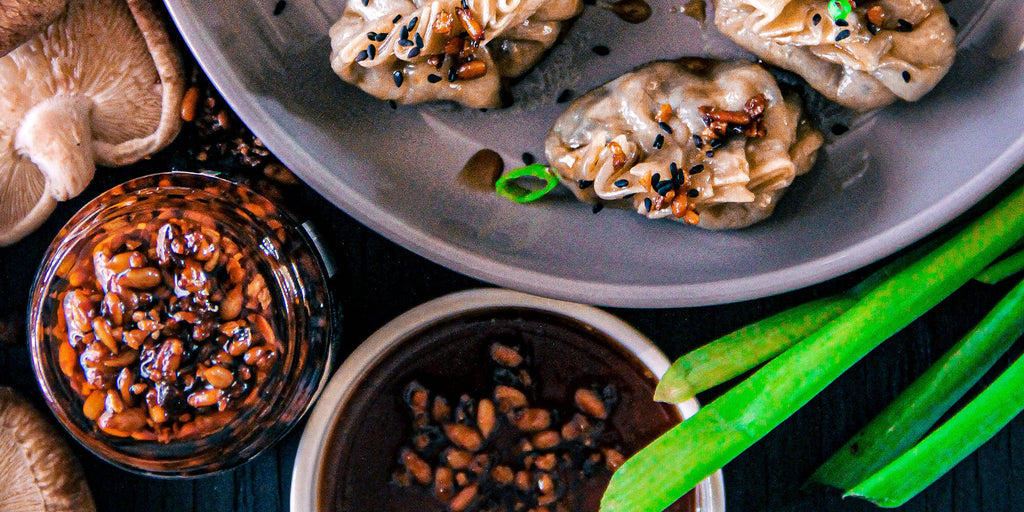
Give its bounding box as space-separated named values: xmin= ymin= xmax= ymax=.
xmin=330 ymin=0 xmax=583 ymax=108
xmin=545 ymin=58 xmax=823 ymax=230
xmin=712 ymin=0 xmax=956 ymax=111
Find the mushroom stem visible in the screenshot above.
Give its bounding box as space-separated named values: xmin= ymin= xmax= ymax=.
xmin=14 ymin=94 xmax=96 ymax=201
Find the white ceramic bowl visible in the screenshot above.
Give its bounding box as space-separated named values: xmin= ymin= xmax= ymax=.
xmin=290 ymin=289 xmax=726 ymax=512
xmin=165 ymin=0 xmax=1024 ymax=307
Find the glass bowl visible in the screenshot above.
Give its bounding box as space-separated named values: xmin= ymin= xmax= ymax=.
xmin=28 ymin=172 xmax=335 ymax=477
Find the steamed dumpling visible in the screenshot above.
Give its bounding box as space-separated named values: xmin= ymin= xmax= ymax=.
xmin=545 ymin=59 xmax=823 ymax=230
xmin=330 ymin=0 xmax=583 ymax=108
xmin=712 ymin=0 xmax=956 ymax=111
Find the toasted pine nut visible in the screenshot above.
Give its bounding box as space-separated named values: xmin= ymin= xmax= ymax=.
xmin=449 ymin=484 xmax=478 ymax=512
xmin=204 ymin=366 xmax=234 ymax=388
xmin=444 ymin=423 xmax=484 ymax=451
xmin=456 ymin=60 xmax=487 ymax=80
xmin=220 ymin=285 xmax=243 ymax=321
xmin=118 ymin=268 xmax=162 ymax=289
xmin=575 ymin=388 xmax=608 ymax=419
xmin=181 ymin=86 xmax=200 ymax=122
xmin=456 ymin=8 xmax=483 ymax=40
xmin=187 ymin=388 xmax=223 ymax=408
xmin=477 ymin=398 xmax=496 ymax=438
xmin=82 ymin=389 xmax=105 ymax=420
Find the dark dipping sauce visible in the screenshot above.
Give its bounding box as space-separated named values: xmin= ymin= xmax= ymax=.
xmin=318 ymin=308 xmax=695 ymax=512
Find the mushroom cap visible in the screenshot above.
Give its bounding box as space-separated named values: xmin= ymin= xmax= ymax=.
xmin=0 ymin=0 xmax=184 ymax=246
xmin=0 ymin=0 xmax=69 ymax=57
xmin=0 ymin=387 xmax=96 ymax=512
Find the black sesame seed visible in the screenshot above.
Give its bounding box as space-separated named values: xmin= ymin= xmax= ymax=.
xmin=388 ymin=99 xmax=398 ymax=109
xmin=556 ymin=89 xmax=574 ymax=104
xmin=658 ymin=121 xmax=673 ymax=134
xmin=367 ymin=31 xmax=378 ymax=40
xmin=812 ymin=13 xmax=821 ymax=25
xmin=897 ymin=19 xmax=913 ymax=32
xmin=399 ymin=38 xmax=413 ymax=46
xmin=709 ymin=138 xmax=724 ymax=149
xmin=836 ymin=19 xmax=848 ymax=27
xmin=400 ymin=26 xmax=409 ymax=39
xmin=407 ymin=47 xmax=421 ymax=58
xmin=669 ymin=162 xmax=679 ymax=175
xmin=408 ymin=17 xmax=419 ymax=30
xmin=448 ymin=66 xmax=457 ymax=82
xmin=592 ymin=45 xmax=610 ymax=56
xmin=651 ymin=173 xmax=661 ymax=188
xmin=867 ymin=22 xmax=879 ymax=35
xmin=578 ymin=179 xmax=594 ymax=190
xmin=393 ymin=70 xmax=404 ymax=87
xmin=367 ymin=44 xmax=377 ymax=59
xmin=614 ymin=179 xmax=629 ymax=188
xmin=273 ymin=0 xmax=287 ymax=16
xmin=522 ymin=152 xmax=536 ymax=165
xmin=361 ymin=0 xmax=368 ymax=5
xmin=392 ymin=14 xmax=402 ymax=23
xmin=692 ymin=134 xmax=703 ymax=147
xmin=653 ymin=134 xmax=664 ymax=149
xmin=427 ymin=74 xmax=442 ymax=83
xmin=644 ymin=197 xmax=653 ymax=211
xmin=835 ymin=29 xmax=851 ymax=41
xmin=689 ymin=164 xmax=704 ymax=175
xmin=706 ymin=150 xmax=715 ymax=158
xmin=656 ymin=181 xmax=674 ymax=196
xmin=687 ymin=188 xmax=700 ymax=198
xmin=415 ymin=33 xmax=424 ymax=48
xmin=902 ymin=70 xmax=911 ymax=83
xmin=592 ymin=203 xmax=604 ymax=214
xmin=355 ymin=50 xmax=368 ymax=62
xmin=375 ymin=32 xmax=388 ymax=42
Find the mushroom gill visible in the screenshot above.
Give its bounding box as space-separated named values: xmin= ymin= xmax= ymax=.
xmin=0 ymin=0 xmax=184 ymax=245
xmin=0 ymin=387 xmax=96 ymax=512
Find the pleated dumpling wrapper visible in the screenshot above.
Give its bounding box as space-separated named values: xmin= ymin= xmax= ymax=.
xmin=545 ymin=58 xmax=823 ymax=230
xmin=330 ymin=0 xmax=583 ymax=108
xmin=0 ymin=0 xmax=184 ymax=246
xmin=712 ymin=0 xmax=956 ymax=111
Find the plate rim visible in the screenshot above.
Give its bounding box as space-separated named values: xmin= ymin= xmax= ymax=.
xmin=163 ymin=0 xmax=1024 ymax=308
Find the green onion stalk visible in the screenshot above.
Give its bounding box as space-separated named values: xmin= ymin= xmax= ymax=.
xmin=811 ymin=276 xmax=1024 ymax=492
xmin=600 ymin=184 xmax=1024 ymax=512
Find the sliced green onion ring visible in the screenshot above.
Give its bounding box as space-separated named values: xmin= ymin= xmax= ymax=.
xmin=828 ymin=0 xmax=852 ymax=21
xmin=495 ymin=164 xmax=559 ymax=203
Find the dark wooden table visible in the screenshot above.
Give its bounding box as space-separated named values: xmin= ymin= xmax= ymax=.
xmin=2 ymin=165 xmax=1023 ymax=512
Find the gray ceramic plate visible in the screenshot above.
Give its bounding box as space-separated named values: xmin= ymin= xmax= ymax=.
xmin=165 ymin=0 xmax=1024 ymax=307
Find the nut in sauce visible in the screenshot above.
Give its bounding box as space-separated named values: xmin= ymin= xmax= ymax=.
xmin=30 ymin=173 xmax=334 ymax=475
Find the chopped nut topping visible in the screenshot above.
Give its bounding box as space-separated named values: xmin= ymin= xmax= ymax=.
xmin=655 ymin=103 xmax=673 ymax=124
xmin=608 ymin=142 xmax=627 ymax=170
xmin=455 ymin=8 xmax=484 ymax=41
xmin=434 ymin=10 xmax=455 ymax=34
